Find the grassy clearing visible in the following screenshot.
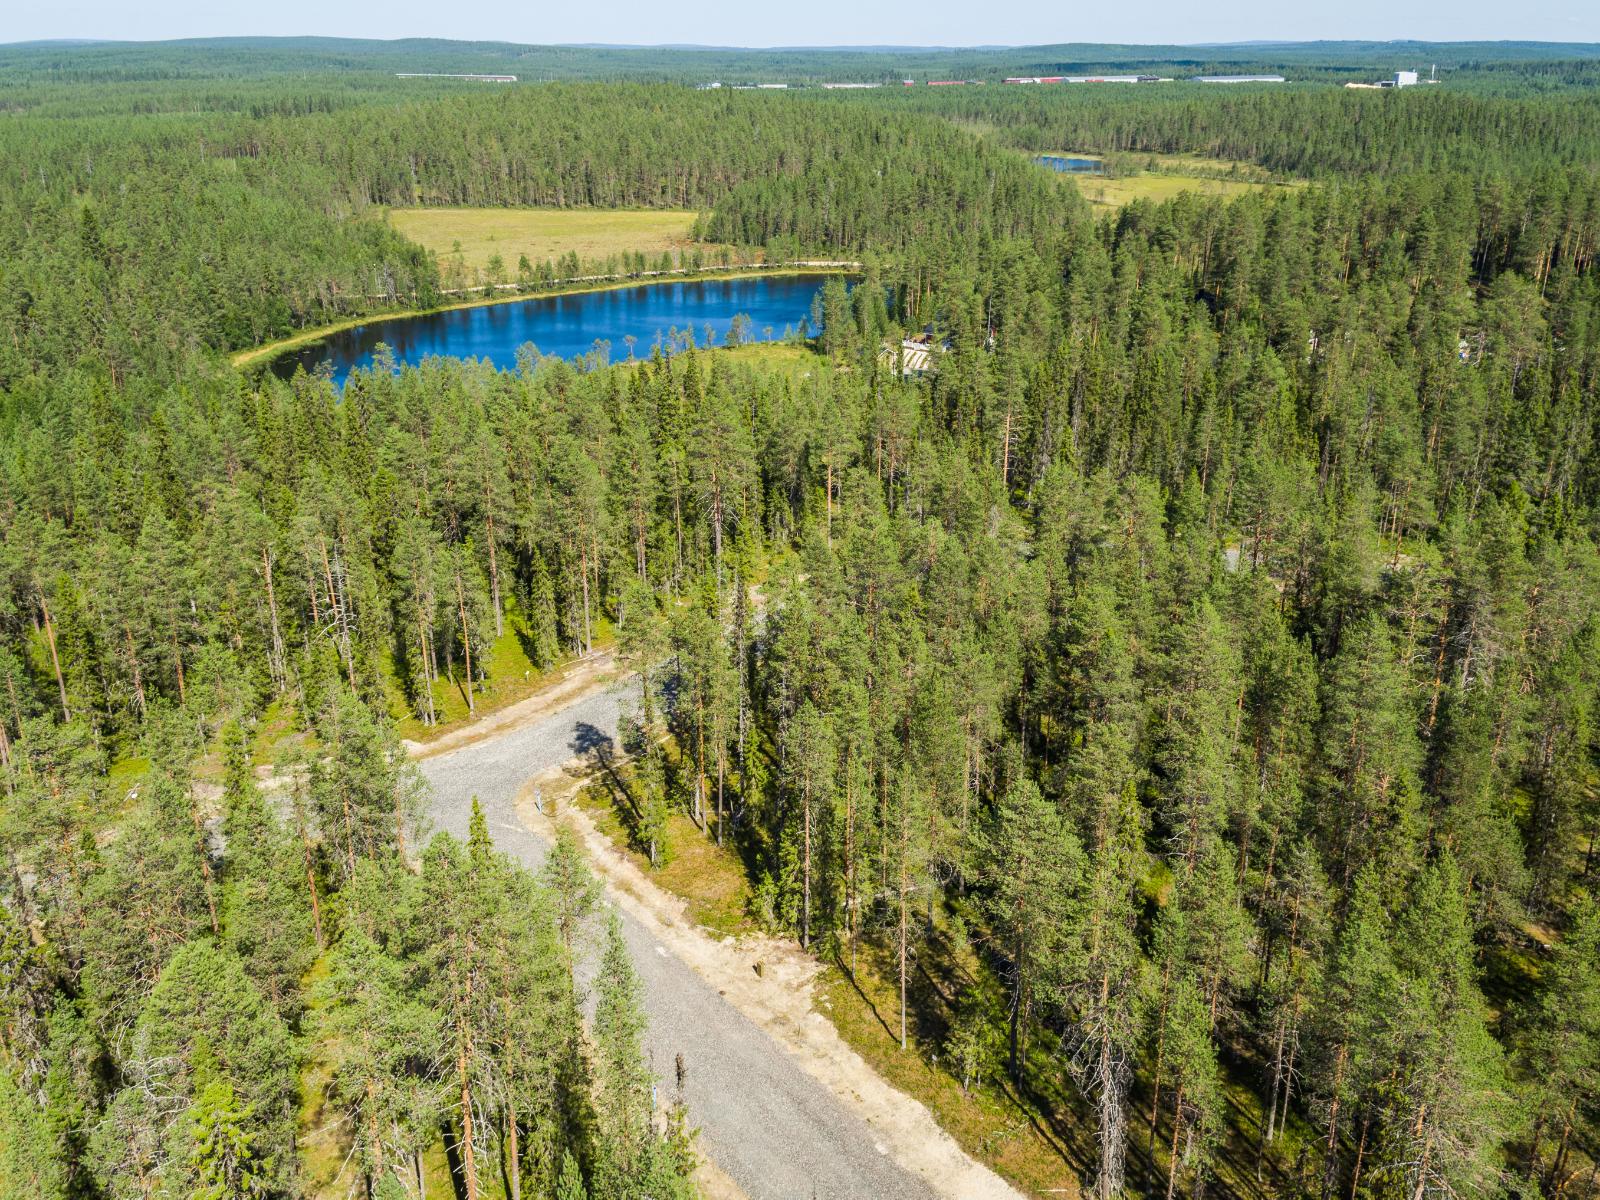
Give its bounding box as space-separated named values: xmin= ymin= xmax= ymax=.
xmin=723 ymin=341 xmax=817 ymax=368
xmin=388 ymin=207 xmax=708 ymax=273
xmin=251 ymin=699 xmax=302 ymax=766
xmin=1125 ymin=151 xmax=1277 ymax=181
xmin=105 ymin=754 xmax=151 ymax=791
xmin=1036 ymin=149 xmax=1295 ymax=211
xmin=613 ymin=340 xmax=819 ymax=375
xmin=1071 ymin=172 xmax=1279 ymax=209
xmin=296 ymin=957 xmax=345 ymax=1197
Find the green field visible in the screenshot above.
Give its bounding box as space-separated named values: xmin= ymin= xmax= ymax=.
xmin=1044 ymin=150 xmax=1292 ymax=210
xmin=1071 ymin=172 xmax=1279 ymax=208
xmin=388 ymin=206 xmax=708 ymax=271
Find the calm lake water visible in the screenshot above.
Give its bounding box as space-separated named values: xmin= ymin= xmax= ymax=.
xmin=1034 ymin=155 xmax=1105 ymax=174
xmin=272 ymin=273 xmax=833 ymax=384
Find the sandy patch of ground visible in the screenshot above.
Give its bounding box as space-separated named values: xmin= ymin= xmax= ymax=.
xmin=690 ymin=1155 xmax=748 ymax=1200
xmin=517 ymin=773 xmax=1024 ymax=1200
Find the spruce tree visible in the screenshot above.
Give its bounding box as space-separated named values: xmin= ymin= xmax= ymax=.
xmin=591 ymin=912 xmax=655 ymax=1200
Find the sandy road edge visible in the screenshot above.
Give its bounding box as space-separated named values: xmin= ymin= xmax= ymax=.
xmin=403 ymin=651 xmax=619 ymax=762
xmin=517 ymin=770 xmax=1025 ymax=1200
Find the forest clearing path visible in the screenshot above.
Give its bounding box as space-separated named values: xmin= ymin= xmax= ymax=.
xmin=412 ymin=662 xmax=1023 ymax=1200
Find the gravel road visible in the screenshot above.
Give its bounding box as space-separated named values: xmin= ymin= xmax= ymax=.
xmin=417 ymin=679 xmax=939 ymax=1200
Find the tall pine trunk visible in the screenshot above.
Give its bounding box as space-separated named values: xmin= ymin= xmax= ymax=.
xmin=39 ymin=591 xmax=70 ymax=720
xmin=261 ymin=546 xmax=287 ymax=693
xmin=456 ymin=944 xmax=479 ymax=1200
xmin=486 ymin=510 xmax=503 ymax=639
xmin=1165 ymin=1087 xmax=1186 ymax=1200
xmin=455 ymin=567 xmax=475 ymax=714
xmin=801 ymin=773 xmax=812 ymax=949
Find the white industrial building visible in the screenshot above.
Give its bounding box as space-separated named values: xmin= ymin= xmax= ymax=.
xmin=1345 ymin=68 xmax=1433 ymax=89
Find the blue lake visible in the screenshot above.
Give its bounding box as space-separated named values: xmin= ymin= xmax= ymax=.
xmin=1034 ymin=155 xmax=1105 ymax=174
xmin=271 ymin=273 xmax=834 ymax=384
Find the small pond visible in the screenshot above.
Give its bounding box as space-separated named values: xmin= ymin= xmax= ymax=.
xmin=1034 ymin=155 xmax=1106 ymax=174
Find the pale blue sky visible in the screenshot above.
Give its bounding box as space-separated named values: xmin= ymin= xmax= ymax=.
xmin=6 ymin=0 xmax=1598 ymax=48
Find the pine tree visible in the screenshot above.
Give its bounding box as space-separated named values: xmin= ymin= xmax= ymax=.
xmin=983 ymin=776 xmax=1083 ymax=1081
xmin=188 ymin=1076 xmax=268 ymax=1200
xmin=819 ymin=278 xmax=855 ymax=359
xmin=0 ymin=1066 xmax=67 ymax=1200
xmin=314 ymin=927 xmax=443 ymax=1197
xmin=485 ymin=864 xmax=574 ymax=1200
xmin=311 ymin=690 xmax=423 ymax=880
xmin=92 ymin=941 xmax=296 ymax=1200
xmin=1520 ymin=897 xmax=1600 ymax=1189
xmin=1309 ymin=865 xmax=1400 ymax=1200
xmin=416 ymin=813 xmax=497 ymax=1200
xmin=784 ymin=700 xmax=835 ymax=950
xmin=1255 ymin=841 xmax=1330 ymax=1159
xmin=1152 ymin=598 xmax=1242 ymax=874
xmin=669 ymin=598 xmax=725 ymax=835
xmin=688 ymin=370 xmax=754 ymax=590
xmin=78 ymin=767 xmax=211 ymax=1018
xmin=1372 ymin=854 xmax=1510 ymax=1200
xmin=1160 ymin=974 xmax=1223 ymax=1200
xmin=219 ymin=721 xmax=314 ymax=1021
xmin=618 ymin=579 xmax=671 ymax=865
xmin=1316 ymin=614 xmax=1424 ymax=889
xmin=1063 ymin=780 xmax=1146 ymax=1200
xmin=542 ymin=823 xmax=603 ymax=956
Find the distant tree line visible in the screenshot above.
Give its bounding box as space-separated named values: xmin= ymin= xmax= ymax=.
xmin=871 ymin=83 xmax=1600 ymax=177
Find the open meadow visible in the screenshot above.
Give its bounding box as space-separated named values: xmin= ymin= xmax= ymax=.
xmin=387 ymin=206 xmax=709 ymax=270
xmin=1042 ymin=149 xmax=1295 ymax=210
xmin=1071 ymin=171 xmax=1282 ymax=207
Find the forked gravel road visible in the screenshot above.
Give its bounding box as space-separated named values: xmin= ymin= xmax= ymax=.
xmin=416 ymin=674 xmax=945 ymax=1200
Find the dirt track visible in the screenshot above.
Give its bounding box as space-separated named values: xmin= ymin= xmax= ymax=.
xmin=413 ymin=667 xmax=1023 ymax=1200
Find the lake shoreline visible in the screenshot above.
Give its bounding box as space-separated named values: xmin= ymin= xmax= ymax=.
xmin=230 ymin=261 xmax=859 ymax=372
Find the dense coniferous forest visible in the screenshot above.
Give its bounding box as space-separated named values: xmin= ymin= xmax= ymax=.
xmin=2 ymin=36 xmax=1600 ymax=1200
xmin=878 ymin=85 xmax=1600 ymax=175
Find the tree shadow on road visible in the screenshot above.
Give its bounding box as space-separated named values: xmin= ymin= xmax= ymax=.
xmin=570 ymin=720 xmax=615 ymax=761
xmin=572 ymin=720 xmax=650 ymax=849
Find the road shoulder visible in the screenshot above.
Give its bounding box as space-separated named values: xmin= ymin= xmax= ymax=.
xmin=518 ymin=773 xmax=1025 ymax=1200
